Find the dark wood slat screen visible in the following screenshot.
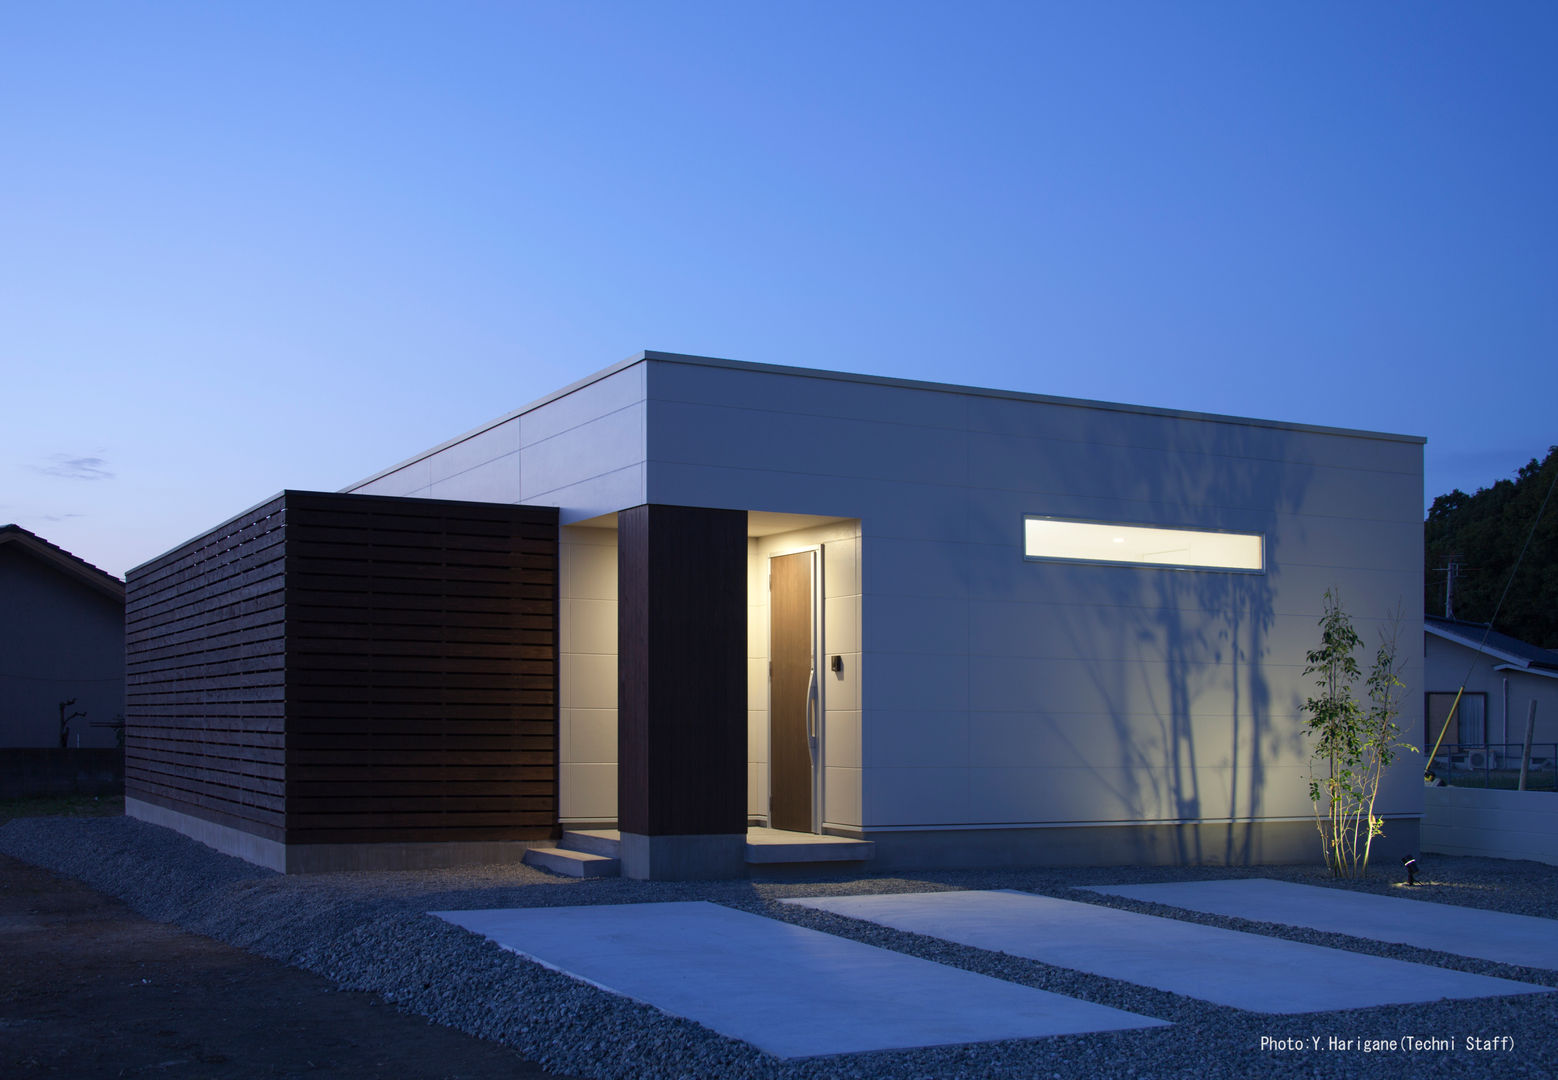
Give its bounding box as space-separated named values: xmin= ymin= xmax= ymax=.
xmin=125 ymin=495 xmax=288 ymax=839
xmin=617 ymin=504 xmax=746 ymax=837
xmin=125 ymin=491 xmax=559 ymax=851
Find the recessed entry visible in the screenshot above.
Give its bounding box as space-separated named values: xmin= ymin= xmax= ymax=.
xmin=1023 ymin=516 xmax=1263 ymax=572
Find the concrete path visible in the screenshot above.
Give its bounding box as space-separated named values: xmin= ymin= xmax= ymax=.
xmin=783 ymin=890 xmax=1553 ymax=1014
xmin=1080 ymin=878 xmax=1558 ymax=971
xmin=433 ymin=901 xmax=1167 ymax=1059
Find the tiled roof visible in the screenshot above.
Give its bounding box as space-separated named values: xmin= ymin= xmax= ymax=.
xmin=1425 ymin=615 xmax=1558 ymax=672
xmin=0 ymin=524 xmax=125 ymax=602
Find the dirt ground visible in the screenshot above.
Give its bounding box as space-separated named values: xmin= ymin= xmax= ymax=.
xmin=0 ymin=852 xmax=573 ymax=1079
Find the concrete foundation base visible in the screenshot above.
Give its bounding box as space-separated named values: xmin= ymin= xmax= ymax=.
xmin=620 ymin=832 xmax=745 ymax=880
xmin=861 ymin=818 xmax=1421 ymax=871
xmin=126 ymin=798 xmax=542 ymax=873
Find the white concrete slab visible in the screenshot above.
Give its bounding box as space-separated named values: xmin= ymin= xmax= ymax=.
xmin=783 ymin=890 xmax=1553 ymax=1014
xmin=433 ymin=901 xmax=1167 ymax=1058
xmin=1079 ymin=878 xmax=1558 ymax=971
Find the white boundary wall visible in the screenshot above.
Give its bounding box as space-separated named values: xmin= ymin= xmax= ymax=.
xmin=1422 ymin=786 xmax=1558 ymax=865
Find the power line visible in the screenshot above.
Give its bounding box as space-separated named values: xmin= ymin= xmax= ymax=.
xmin=1426 ymin=458 xmax=1558 ymax=773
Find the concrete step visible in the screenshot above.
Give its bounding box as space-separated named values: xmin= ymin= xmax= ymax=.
xmin=524 ymin=846 xmax=621 ymax=878
xmin=745 ymin=828 xmax=875 ymax=865
xmin=561 ymin=828 xmax=622 ymax=858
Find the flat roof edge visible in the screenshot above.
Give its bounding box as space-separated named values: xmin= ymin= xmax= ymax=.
xmin=639 ymin=351 xmax=1427 ymax=445
xmin=342 ymin=346 xmax=1424 ymax=496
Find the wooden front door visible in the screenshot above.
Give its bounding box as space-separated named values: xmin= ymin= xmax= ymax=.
xmin=769 ymin=551 xmax=815 ymax=833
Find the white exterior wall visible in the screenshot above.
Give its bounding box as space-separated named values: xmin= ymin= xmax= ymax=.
xmin=349 ymin=364 xmax=648 ymax=519
xmin=642 ymin=357 xmax=1426 ymax=837
xmin=558 ymin=524 xmax=619 ymax=822
xmin=341 ymin=351 xmax=1427 ymax=848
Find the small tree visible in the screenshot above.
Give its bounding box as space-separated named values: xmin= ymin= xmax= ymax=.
xmin=1303 ymin=591 xmax=1413 ymax=877
xmin=57 ymin=698 xmax=86 ymax=750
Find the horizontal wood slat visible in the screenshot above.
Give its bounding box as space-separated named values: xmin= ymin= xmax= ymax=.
xmin=125 ymin=490 xmax=559 ymax=858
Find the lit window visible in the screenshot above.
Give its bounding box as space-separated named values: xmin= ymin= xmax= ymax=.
xmin=1023 ymin=516 xmax=1264 ymax=572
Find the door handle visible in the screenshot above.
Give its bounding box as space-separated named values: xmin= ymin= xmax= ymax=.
xmin=806 ymin=665 xmax=819 ymax=764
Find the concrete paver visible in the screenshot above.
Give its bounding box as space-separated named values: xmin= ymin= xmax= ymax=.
xmin=434 ymin=900 xmax=1168 ymax=1059
xmin=1080 ymin=878 xmax=1558 ymax=971
xmin=783 ymin=889 xmax=1554 ymax=1014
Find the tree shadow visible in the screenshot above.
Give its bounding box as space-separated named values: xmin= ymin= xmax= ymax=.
xmin=1028 ymin=414 xmax=1321 ymax=866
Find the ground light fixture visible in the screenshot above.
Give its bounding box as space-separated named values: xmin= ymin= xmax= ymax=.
xmin=1402 ymin=854 xmax=1420 ymax=886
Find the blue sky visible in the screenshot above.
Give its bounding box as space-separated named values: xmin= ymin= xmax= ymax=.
xmin=4 ymin=3 xmax=1555 ymax=578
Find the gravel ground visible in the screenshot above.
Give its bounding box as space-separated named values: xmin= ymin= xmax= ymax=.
xmin=4 ymin=815 xmax=1556 ymax=1080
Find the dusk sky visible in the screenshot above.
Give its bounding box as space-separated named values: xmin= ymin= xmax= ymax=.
xmin=4 ymin=3 xmax=1555 ymax=579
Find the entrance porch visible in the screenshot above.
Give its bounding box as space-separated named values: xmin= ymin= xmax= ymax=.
xmin=555 ymin=504 xmax=863 ymax=879
xmin=522 ymin=827 xmax=876 ymax=878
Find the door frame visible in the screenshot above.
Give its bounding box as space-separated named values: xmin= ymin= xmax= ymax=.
xmin=766 ymin=543 xmax=825 ymax=833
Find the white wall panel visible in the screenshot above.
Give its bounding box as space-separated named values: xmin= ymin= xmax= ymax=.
xmin=965 ymin=710 xmax=1308 ymax=771
xmin=520 ymin=364 xmax=647 ymax=448
xmin=824 ymin=711 xmax=861 ymax=769
xmin=865 ymin=766 xmax=969 ymax=825
xmin=350 ymin=458 xmax=431 ymax=497
xmin=560 ymin=652 xmax=617 ymax=710
xmin=521 ymin=404 xmax=647 ymax=500
xmin=651 ymin=359 xmax=967 ymax=431
xmin=565 ymin=598 xmax=617 ymax=656
xmin=826 ymin=652 xmax=861 ymax=711
xmin=824 ymin=766 xmax=862 ymax=828
xmin=868 ymin=594 xmax=970 ymax=656
xmin=558 ymin=525 xmax=619 ymax=823
xmin=823 ymin=594 xmax=860 ymax=655
xmin=648 ymin=461 xmax=972 ymax=542
xmin=862 ymin=538 xmax=975 ymax=597
xmin=538 ymin=465 xmax=647 ymax=524
xmin=823 ymin=537 xmax=859 ymax=598
xmin=428 ymin=418 xmax=523 ymax=483
xmin=566 ymin=708 xmax=618 ymax=764
xmin=868 ymin=652 xmax=969 ymax=712
xmin=566 ymin=537 xmax=619 ymax=599
xmin=963 ymin=394 xmax=1423 ymax=477
xmin=426 ymin=452 xmax=521 ymax=503
xmin=864 ymin=710 xmax=970 ymax=768
xmin=652 ymin=400 xmax=971 ymax=488
xmin=560 ymin=763 xmax=618 ymax=820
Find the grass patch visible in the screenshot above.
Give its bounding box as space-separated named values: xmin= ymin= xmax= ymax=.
xmin=0 ymin=793 xmax=124 ymax=825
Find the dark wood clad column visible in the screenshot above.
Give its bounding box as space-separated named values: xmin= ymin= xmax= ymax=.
xmin=617 ymin=504 xmax=747 ymax=879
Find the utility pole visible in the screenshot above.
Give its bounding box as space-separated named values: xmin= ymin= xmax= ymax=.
xmin=1434 ymin=555 xmax=1463 ymax=618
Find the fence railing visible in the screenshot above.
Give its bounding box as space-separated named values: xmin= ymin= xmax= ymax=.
xmin=1428 ymin=743 xmax=1558 ymax=792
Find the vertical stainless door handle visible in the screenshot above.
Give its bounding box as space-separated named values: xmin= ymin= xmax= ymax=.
xmin=806 ymin=666 xmax=819 ymax=763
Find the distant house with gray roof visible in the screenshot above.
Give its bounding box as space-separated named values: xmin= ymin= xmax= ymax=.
xmin=1424 ymin=615 xmax=1558 ymax=768
xmin=0 ymin=525 xmax=125 ymax=749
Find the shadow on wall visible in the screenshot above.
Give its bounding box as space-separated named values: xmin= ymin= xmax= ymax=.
xmin=1039 ymin=418 xmax=1316 ymax=865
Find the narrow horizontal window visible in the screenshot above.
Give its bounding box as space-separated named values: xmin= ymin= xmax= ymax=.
xmin=1023 ymin=516 xmax=1264 ymax=572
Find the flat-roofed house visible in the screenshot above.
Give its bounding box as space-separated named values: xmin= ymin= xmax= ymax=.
xmin=125 ymin=352 xmax=1426 ymax=877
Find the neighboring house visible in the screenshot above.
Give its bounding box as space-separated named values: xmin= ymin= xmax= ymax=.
xmin=125 ymin=352 xmax=1426 ymax=877
xmin=1424 ymin=615 xmax=1558 ymax=768
xmin=0 ymin=525 xmax=126 ymax=749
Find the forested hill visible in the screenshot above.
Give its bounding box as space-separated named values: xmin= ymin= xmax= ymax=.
xmin=1424 ymin=446 xmax=1558 ymax=649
